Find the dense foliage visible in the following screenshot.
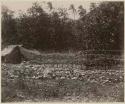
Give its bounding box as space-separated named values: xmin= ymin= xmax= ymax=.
xmin=1 ymin=2 xmax=124 ymax=51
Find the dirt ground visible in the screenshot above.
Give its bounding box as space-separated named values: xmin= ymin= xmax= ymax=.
xmin=1 ymin=62 xmax=124 ymax=102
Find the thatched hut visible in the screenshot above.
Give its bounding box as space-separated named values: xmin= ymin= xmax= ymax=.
xmin=1 ymin=45 xmax=24 ymax=64
xmin=1 ymin=45 xmax=41 ymax=64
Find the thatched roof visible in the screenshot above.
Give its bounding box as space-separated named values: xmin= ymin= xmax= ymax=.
xmin=19 ymin=47 xmax=41 ymax=59
xmin=20 ymin=47 xmax=41 ymax=56
xmin=1 ymin=45 xmax=22 ymax=56
xmin=2 ymin=45 xmax=41 ymax=61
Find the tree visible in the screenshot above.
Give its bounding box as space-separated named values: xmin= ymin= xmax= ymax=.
xmin=78 ymin=5 xmax=86 ymax=19
xmin=80 ymin=2 xmax=124 ymax=50
xmin=1 ymin=5 xmax=18 ymax=47
xmin=69 ymin=4 xmax=77 ymax=20
xmin=17 ymin=2 xmax=51 ymax=49
xmin=90 ymin=3 xmax=97 ymax=11
xmin=47 ymin=2 xmax=53 ymax=11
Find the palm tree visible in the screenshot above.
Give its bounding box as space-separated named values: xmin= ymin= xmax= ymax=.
xmin=47 ymin=2 xmax=53 ymax=11
xmin=69 ymin=4 xmax=76 ymax=20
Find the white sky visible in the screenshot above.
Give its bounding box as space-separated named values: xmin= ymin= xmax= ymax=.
xmin=2 ymin=0 xmax=101 ymax=19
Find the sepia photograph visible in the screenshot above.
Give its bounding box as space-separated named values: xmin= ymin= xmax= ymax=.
xmin=1 ymin=0 xmax=124 ymax=102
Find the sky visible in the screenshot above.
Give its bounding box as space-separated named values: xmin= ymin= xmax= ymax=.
xmin=2 ymin=0 xmax=101 ymax=19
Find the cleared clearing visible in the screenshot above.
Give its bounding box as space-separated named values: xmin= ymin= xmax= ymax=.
xmin=1 ymin=53 xmax=124 ymax=102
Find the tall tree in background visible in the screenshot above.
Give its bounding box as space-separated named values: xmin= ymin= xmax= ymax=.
xmin=17 ymin=2 xmax=51 ymax=49
xmin=69 ymin=4 xmax=77 ymax=20
xmin=78 ymin=5 xmax=86 ymax=19
xmin=77 ymin=5 xmax=87 ymax=50
xmin=80 ymin=2 xmax=124 ymax=50
xmin=90 ymin=3 xmax=97 ymax=11
xmin=47 ymin=2 xmax=53 ymax=11
xmin=1 ymin=6 xmax=18 ymax=48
